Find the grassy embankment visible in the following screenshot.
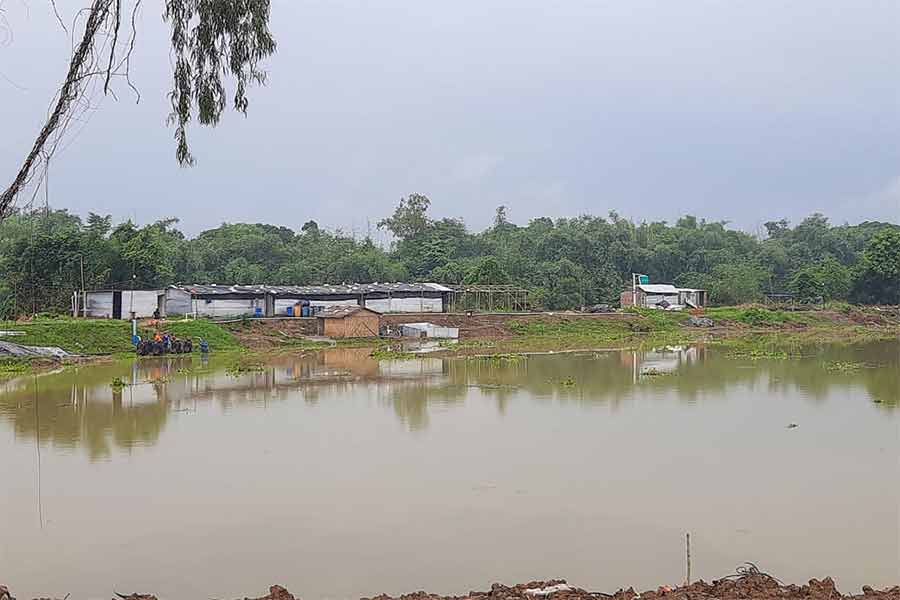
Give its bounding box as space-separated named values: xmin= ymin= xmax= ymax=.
xmin=0 ymin=317 xmax=242 ymax=375
xmin=0 ymin=304 xmax=895 ymax=374
xmin=459 ymin=305 xmax=899 ymax=355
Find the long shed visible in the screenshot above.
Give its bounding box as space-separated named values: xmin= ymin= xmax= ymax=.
xmin=163 ymin=283 xmax=452 ymax=317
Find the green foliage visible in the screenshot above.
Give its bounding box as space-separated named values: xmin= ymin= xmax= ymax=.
xmin=165 ymin=0 xmax=276 ymax=165
xmin=852 ymin=229 xmax=900 ymax=304
xmin=464 ymin=256 xmax=509 ymax=284
xmin=791 ymin=256 xmax=852 ymax=301
xmin=369 ymin=348 xmax=418 ymax=360
xmin=1 ymin=204 xmax=897 ymax=318
xmin=0 ymin=358 xmax=32 ymax=376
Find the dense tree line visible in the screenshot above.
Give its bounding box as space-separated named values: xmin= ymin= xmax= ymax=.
xmin=1 ymin=196 xmax=898 ymax=317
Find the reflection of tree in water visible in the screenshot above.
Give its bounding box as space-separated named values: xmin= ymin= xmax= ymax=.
xmin=384 ymin=380 xmax=467 ymax=432
xmin=428 ymin=341 xmax=899 ymax=417
xmin=1 ymin=342 xmax=894 ymax=453
xmin=0 ymin=376 xmax=170 ymax=461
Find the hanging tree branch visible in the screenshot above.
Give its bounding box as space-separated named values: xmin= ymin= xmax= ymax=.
xmin=0 ymin=0 xmax=276 ymax=221
xmin=0 ymin=0 xmax=114 ymax=219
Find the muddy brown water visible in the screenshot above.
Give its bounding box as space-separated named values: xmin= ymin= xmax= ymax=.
xmin=1 ymin=341 xmax=897 ymax=599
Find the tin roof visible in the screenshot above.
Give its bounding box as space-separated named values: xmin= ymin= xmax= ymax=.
xmin=169 ymin=282 xmax=452 ymax=296
xmin=637 ymin=284 xmax=680 ymax=294
xmin=317 ymin=306 xmax=381 ymax=319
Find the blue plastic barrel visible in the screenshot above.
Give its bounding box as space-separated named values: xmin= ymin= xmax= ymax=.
xmin=301 ymin=305 xmax=310 ymax=317
xmin=286 ymin=306 xmax=293 ymax=316
xmin=254 ymin=307 xmax=263 ymax=317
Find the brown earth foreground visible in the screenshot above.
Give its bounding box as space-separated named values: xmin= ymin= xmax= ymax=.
xmin=2 ymin=572 xmax=897 ymax=600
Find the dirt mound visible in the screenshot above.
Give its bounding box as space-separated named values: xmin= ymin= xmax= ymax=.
xmin=2 ymin=575 xmax=897 ymax=600
xmin=361 ymin=575 xmax=899 ymax=600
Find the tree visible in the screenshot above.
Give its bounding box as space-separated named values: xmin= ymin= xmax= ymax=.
xmin=464 ymin=256 xmax=509 ymax=285
xmin=853 ymin=229 xmax=900 ymax=304
xmin=377 ymin=194 xmax=432 ymax=240
xmin=706 ymin=263 xmax=766 ymax=305
xmin=1 ymin=0 xmax=276 ymax=220
xmin=863 ymin=229 xmax=900 ymax=280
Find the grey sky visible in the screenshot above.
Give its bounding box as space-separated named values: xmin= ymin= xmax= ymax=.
xmin=2 ymin=1 xmax=899 ymax=237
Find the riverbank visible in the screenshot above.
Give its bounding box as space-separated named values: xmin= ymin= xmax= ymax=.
xmin=0 ymin=304 xmax=897 ymax=375
xmin=3 ymin=572 xmax=897 ymax=600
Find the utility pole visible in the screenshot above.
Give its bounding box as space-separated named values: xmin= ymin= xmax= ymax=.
xmin=80 ymin=256 xmax=86 ymax=318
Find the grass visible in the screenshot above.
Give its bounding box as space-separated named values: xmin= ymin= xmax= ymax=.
xmin=0 ymin=317 xmax=134 ymax=354
xmin=505 ymin=310 xmax=693 ymax=351
xmin=705 ymin=306 xmax=793 ymax=326
xmin=0 ymin=358 xmax=32 ymax=376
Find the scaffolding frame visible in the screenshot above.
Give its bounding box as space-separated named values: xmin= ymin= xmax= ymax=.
xmin=447 ymin=284 xmax=530 ymax=313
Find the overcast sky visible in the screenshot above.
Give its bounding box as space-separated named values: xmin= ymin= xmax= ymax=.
xmin=2 ymin=1 xmax=898 ymax=238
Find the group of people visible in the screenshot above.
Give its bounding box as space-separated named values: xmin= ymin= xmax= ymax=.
xmin=135 ymin=331 xmax=209 ymax=356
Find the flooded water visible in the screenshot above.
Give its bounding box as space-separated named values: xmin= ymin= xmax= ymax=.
xmin=1 ymin=341 xmax=897 ymax=599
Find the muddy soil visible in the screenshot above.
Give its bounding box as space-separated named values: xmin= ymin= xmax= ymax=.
xmin=3 ymin=573 xmax=897 ymax=600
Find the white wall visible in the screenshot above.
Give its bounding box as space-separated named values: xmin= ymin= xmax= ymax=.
xmin=164 ymin=289 xmax=192 ymax=316
xmin=121 ymin=291 xmax=160 ymax=318
xmin=365 ymin=296 xmax=443 ymax=313
xmin=193 ymin=298 xmax=260 ymax=318
xmin=84 ymin=292 xmax=114 ymax=318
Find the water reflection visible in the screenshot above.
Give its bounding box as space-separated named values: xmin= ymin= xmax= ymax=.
xmin=0 ymin=341 xmax=896 ymax=457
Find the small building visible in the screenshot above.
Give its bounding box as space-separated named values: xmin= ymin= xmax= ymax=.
xmin=316 ymin=306 xmax=382 ymax=338
xmin=620 ymin=284 xmax=708 ymax=310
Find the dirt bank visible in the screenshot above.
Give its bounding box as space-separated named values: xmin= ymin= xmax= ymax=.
xmin=3 ymin=572 xmax=897 ymax=600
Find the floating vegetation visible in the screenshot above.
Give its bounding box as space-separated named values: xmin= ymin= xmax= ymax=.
xmin=544 ymin=376 xmax=577 ymax=387
xmin=370 ymin=349 xmax=418 ymax=360
xmin=225 ymin=362 xmax=266 ymax=376
xmin=110 ymin=376 xmax=129 ymax=390
xmin=824 ymin=361 xmax=874 ymax=372
xmin=640 ymin=367 xmax=676 ymax=377
xmin=466 ymin=353 xmax=525 ymax=364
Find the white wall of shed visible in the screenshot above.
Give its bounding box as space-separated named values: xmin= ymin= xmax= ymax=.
xmin=120 ymin=291 xmax=160 ymax=318
xmin=84 ymin=292 xmax=114 ymax=318
xmin=164 ymin=289 xmax=192 ymax=316
xmin=365 ymin=297 xmax=443 ymax=313
xmin=192 ymin=298 xmax=260 ymax=318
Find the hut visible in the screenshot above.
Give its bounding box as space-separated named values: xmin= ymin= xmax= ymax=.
xmin=316 ymin=306 xmax=382 ymax=338
xmin=620 ymin=284 xmax=708 ymax=310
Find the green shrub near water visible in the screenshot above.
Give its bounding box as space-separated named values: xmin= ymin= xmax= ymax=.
xmin=705 ymin=306 xmax=803 ymax=327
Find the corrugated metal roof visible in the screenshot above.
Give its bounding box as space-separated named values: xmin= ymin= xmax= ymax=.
xmin=169 ymin=282 xmax=453 ymax=296
xmin=637 ymin=284 xmax=680 ymax=294
xmin=317 ymin=306 xmax=381 ymax=319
